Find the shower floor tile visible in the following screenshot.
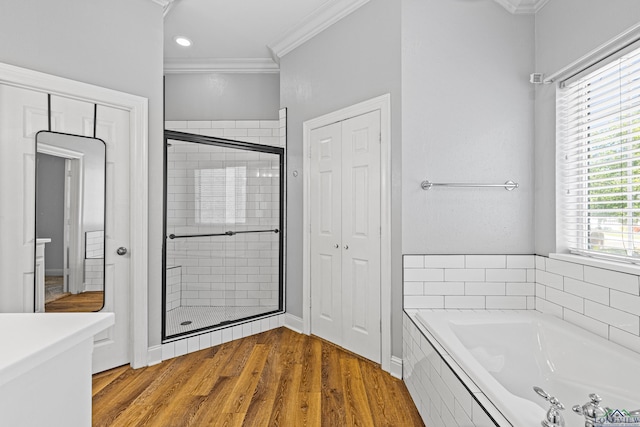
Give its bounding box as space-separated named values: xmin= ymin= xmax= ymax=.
xmin=166 ymin=305 xmax=279 ymax=337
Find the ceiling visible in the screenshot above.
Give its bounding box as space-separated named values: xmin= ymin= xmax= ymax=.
xmin=159 ymin=0 xmax=549 ymax=74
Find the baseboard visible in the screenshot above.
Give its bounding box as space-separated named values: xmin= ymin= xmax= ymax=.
xmin=84 ymin=284 xmax=104 ymax=292
xmin=147 ymin=345 xmax=163 ymax=366
xmin=45 ymin=269 xmax=64 ymax=276
xmin=284 ymin=312 xmax=304 ymax=334
xmin=390 ymin=355 xmax=403 ymax=379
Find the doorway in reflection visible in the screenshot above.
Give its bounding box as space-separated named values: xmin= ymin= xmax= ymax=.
xmin=35 ymin=131 xmax=105 ymax=312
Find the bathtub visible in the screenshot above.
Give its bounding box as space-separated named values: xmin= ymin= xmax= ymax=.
xmin=414 ymin=310 xmax=640 ymax=427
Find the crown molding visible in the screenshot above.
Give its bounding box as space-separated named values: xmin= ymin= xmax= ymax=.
xmin=267 ymin=0 xmax=371 ymax=60
xmin=493 ymin=0 xmax=549 ymax=14
xmin=163 ymin=58 xmax=280 ymax=74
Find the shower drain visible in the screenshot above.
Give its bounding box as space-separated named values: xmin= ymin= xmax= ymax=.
xmin=180 ymin=321 xmax=192 ymax=326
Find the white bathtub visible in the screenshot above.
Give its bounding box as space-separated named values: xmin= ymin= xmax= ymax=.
xmin=415 ymin=310 xmax=640 ymax=427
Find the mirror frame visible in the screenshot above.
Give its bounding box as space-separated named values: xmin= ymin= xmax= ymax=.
xmin=34 ymin=130 xmax=107 ymax=312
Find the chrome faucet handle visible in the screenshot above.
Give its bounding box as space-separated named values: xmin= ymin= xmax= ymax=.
xmin=534 ymin=386 xmax=566 ymax=427
xmin=572 ymin=393 xmax=607 ymax=427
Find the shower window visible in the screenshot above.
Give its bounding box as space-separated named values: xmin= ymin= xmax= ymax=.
xmin=195 ymin=166 xmax=247 ymax=225
xmin=162 ymin=131 xmax=284 ymax=341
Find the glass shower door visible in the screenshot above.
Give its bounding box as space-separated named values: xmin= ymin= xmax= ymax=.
xmin=163 ymin=133 xmax=283 ymax=339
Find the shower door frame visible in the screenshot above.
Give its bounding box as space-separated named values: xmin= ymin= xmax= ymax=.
xmin=162 ymin=130 xmax=285 ymax=342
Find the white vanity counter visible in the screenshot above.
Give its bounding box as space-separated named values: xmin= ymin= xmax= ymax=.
xmin=0 ymin=313 xmax=114 ymax=426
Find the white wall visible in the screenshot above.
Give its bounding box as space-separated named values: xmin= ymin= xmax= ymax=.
xmin=534 ymin=0 xmax=640 ymax=255
xmin=402 ymin=0 xmax=535 ymax=255
xmin=36 ymin=154 xmax=65 ymax=272
xmin=279 ymin=0 xmax=402 ymax=354
xmin=0 ymin=0 xmax=164 ymax=346
xmin=164 ymin=73 xmax=280 ymax=121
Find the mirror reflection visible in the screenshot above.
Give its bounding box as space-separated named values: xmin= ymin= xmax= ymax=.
xmin=35 ymin=131 xmax=105 ymax=312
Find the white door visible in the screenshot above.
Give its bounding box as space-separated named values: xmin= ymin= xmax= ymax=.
xmin=310 ymin=111 xmax=381 ymax=363
xmin=0 ymin=87 xmax=131 ymax=373
xmin=310 ymin=122 xmax=343 ymax=345
xmin=0 ymin=84 xmax=44 ymax=312
xmin=92 ymin=104 xmax=131 ymax=373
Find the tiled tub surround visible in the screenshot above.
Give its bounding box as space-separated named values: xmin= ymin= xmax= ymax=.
xmin=403 ymin=253 xmax=640 ymax=426
xmin=535 ymin=255 xmax=640 ymax=354
xmin=403 ymin=255 xmax=536 ymax=310
xmin=403 ymin=311 xmax=509 ymax=427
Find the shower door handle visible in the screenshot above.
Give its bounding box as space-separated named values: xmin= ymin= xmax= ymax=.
xmin=116 ymin=247 xmax=128 ymax=256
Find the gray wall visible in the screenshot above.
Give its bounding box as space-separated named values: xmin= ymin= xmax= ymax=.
xmin=0 ymin=0 xmax=164 ymax=346
xmin=402 ymin=0 xmax=535 ymax=255
xmin=534 ymin=0 xmax=640 ymax=255
xmin=280 ymin=0 xmax=402 ymax=355
xmin=165 ymin=73 xmax=280 ymax=120
xmin=36 ymin=154 xmax=65 ymax=273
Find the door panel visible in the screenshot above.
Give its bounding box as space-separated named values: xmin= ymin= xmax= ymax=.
xmin=0 ymin=85 xmax=130 ymax=372
xmin=341 ymin=111 xmax=381 ymax=363
xmin=92 ymin=104 xmax=130 ymax=373
xmin=310 ymin=110 xmax=381 ymax=364
xmin=0 ymin=84 xmax=44 ymax=312
xmin=310 ymin=122 xmax=342 ymax=345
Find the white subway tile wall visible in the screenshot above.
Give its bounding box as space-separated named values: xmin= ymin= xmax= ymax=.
xmin=535 ymin=256 xmax=640 ymax=353
xmin=166 ymin=266 xmax=181 ymax=312
xmin=83 ymin=258 xmax=104 ymax=291
xmin=165 ymin=119 xmax=284 ymax=314
xmin=403 ymin=254 xmax=640 ymax=355
xmin=85 ymin=230 xmax=104 ymax=258
xmin=403 ymin=255 xmax=536 ymax=310
xmin=165 ymin=119 xmax=285 ymax=148
xmin=403 ymin=312 xmax=507 ymax=426
xmin=161 ymin=314 xmax=285 ymax=362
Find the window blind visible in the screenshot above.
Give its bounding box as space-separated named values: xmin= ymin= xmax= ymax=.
xmin=195 ymin=166 xmax=247 ymax=225
xmin=558 ymin=45 xmax=640 ymax=262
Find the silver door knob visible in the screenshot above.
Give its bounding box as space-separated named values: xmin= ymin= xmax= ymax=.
xmin=344 ymin=244 xmax=349 ymax=250
xmin=334 ymin=244 xmax=339 ymax=248
xmin=116 ymin=247 xmax=128 ymax=256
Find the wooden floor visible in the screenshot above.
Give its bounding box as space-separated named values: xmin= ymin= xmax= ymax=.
xmin=93 ymin=327 xmax=424 ymax=427
xmin=45 ymin=291 xmax=104 ymax=312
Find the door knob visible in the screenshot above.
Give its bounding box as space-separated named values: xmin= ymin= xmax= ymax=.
xmin=334 ymin=244 xmax=339 ymax=248
xmin=116 ymin=247 xmax=128 ymax=256
xmin=344 ymin=244 xmax=349 ymax=250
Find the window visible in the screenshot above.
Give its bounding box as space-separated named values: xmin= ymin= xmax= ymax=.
xmin=194 ymin=166 xmax=246 ymax=225
xmin=558 ymin=45 xmax=640 ymax=263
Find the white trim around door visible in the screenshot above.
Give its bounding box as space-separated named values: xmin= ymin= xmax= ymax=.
xmin=0 ymin=62 xmax=149 ymax=369
xmin=302 ymin=93 xmax=392 ymax=373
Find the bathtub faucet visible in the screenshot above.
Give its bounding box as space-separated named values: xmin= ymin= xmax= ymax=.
xmin=534 ymin=386 xmax=566 ymax=427
xmin=572 ymin=393 xmax=607 ymax=427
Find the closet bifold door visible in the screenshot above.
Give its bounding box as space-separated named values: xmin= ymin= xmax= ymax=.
xmin=309 ymin=110 xmax=381 ymax=364
xmin=310 ymin=121 xmax=343 ymax=346
xmin=340 ymin=111 xmax=381 ymax=363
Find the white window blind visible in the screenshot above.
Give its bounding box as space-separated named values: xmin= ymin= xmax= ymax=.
xmin=194 ymin=166 xmax=247 ymax=225
xmin=558 ymin=45 xmax=640 ymax=263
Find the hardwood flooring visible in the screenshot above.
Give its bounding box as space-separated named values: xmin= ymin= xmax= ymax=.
xmin=93 ymin=327 xmax=424 ymax=427
xmin=45 ymin=291 xmax=104 ymax=312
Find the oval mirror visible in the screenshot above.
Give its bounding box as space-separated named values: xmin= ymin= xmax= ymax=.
xmin=35 ymin=131 xmax=105 ymax=312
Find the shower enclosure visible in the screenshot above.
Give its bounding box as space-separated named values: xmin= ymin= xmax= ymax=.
xmin=162 ymin=131 xmax=284 ymax=340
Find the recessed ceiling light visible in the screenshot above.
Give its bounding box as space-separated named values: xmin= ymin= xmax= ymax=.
xmin=175 ymin=36 xmax=192 ymax=47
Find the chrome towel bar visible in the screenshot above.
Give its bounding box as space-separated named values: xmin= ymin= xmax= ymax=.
xmin=421 ymin=180 xmax=519 ymax=191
